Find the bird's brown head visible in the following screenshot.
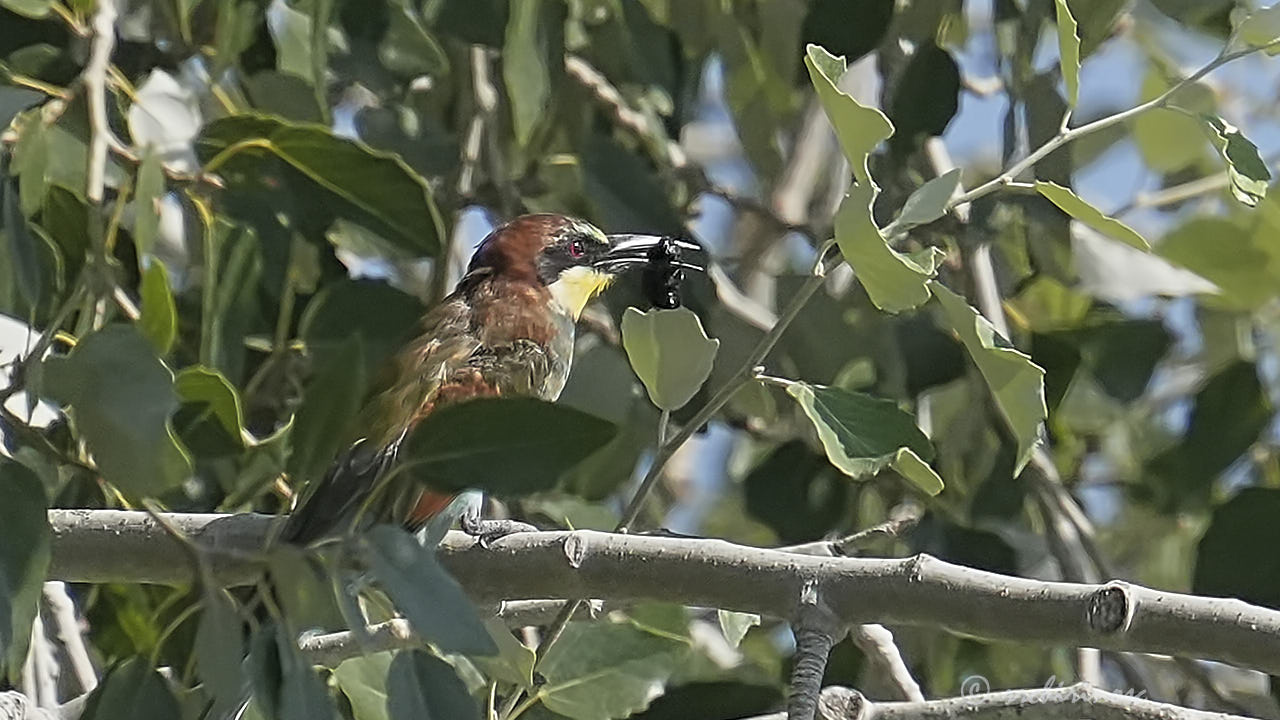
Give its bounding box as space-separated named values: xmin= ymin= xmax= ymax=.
xmin=464 ymin=214 xmax=700 ymax=319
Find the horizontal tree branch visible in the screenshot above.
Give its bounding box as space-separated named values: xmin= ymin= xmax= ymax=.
xmin=46 ymin=510 xmax=1280 ymax=676
xmin=745 ymin=684 xmax=1255 ymax=720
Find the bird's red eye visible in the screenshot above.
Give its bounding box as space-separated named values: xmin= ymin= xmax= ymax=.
xmin=568 ymin=240 xmax=586 ymax=259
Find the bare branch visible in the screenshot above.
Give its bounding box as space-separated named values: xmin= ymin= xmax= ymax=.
xmin=45 ymin=510 xmax=1280 ymax=676
xmin=741 ymin=684 xmax=1256 ymax=720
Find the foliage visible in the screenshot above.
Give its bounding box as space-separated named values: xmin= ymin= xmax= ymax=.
xmin=2 ymin=0 xmax=1280 ymax=717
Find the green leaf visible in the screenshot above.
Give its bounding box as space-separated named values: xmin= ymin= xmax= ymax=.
xmin=931 ymin=282 xmax=1046 ymax=474
xmin=138 ymin=262 xmax=177 ymax=356
xmin=287 ymin=335 xmax=366 ymax=486
xmin=2 ymin=178 xmax=48 ymax=310
xmin=386 ymin=650 xmax=479 ymax=720
xmin=1132 ymin=68 xmax=1213 ymax=173
xmin=784 ymin=382 xmax=943 ymax=495
xmin=619 ymin=307 xmax=719 ymax=411
xmin=401 ymin=397 xmax=617 ymax=497
xmin=0 ymin=0 xmax=51 ymax=18
xmin=175 ymin=366 xmax=245 ymax=442
xmin=133 ymin=148 xmax=165 ymax=258
xmin=890 ymin=168 xmax=960 ymax=232
xmin=247 ymin=622 xmax=337 ymax=720
xmin=1053 ymin=0 xmax=1080 ymax=108
xmin=503 ymin=0 xmax=564 ymax=147
xmin=1034 ymin=181 xmax=1149 ymax=251
xmin=196 ymin=115 xmax=443 ymax=255
xmin=803 ymin=44 xmax=893 ymax=183
xmin=82 ymin=657 xmax=181 ymax=720
xmin=1155 ymin=216 xmax=1280 ymax=309
xmin=717 ymin=610 xmax=759 ymax=649
xmin=537 ymin=621 xmax=686 ymax=720
xmin=195 ymin=588 xmax=246 ymax=715
xmin=1237 ymin=3 xmax=1280 ymax=54
xmin=335 ymin=651 xmax=393 ymax=720
xmin=1203 ymin=115 xmax=1270 ymax=207
xmin=361 ymin=525 xmax=498 ymax=657
xmin=0 ymin=461 xmax=48 ymax=680
xmin=472 ymin=619 xmax=535 ymax=689
xmin=380 ymin=0 xmax=450 ymax=77
xmin=834 ymin=182 xmax=943 ymax=312
xmin=42 ymin=324 xmax=192 ymax=499
xmin=299 ymin=279 xmax=425 ymax=381
xmin=1194 ymin=487 xmax=1280 ymax=609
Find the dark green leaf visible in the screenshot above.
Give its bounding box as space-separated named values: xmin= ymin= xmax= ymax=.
xmin=36 ymin=185 xmax=88 ymax=287
xmin=1194 ymin=488 xmax=1280 ymax=609
xmin=784 ymin=382 xmax=943 ymax=495
xmin=298 ymin=278 xmax=424 ymax=380
xmin=133 ymin=148 xmax=165 ymax=257
xmin=42 ymin=324 xmax=192 ymax=498
xmin=537 ymin=621 xmax=686 ymax=720
xmin=1204 ymin=115 xmax=1270 ymax=207
xmin=0 ymin=460 xmax=48 ymax=679
xmin=1146 ymin=362 xmax=1271 ymax=512
xmin=800 ymin=0 xmax=893 ymax=67
xmin=886 ymin=43 xmax=960 ymax=154
xmin=81 ymin=657 xmax=181 ymax=720
xmin=267 ymin=546 xmax=345 ymax=631
xmin=401 ymin=397 xmax=617 ymax=496
xmin=361 ymin=525 xmax=498 ymax=656
xmin=287 ymin=335 xmax=366 ymax=486
xmin=196 ymin=115 xmax=443 ymax=256
xmin=248 ymin=622 xmax=337 ymax=720
xmin=2 ymin=178 xmax=45 ymax=308
xmin=620 ymin=307 xmax=719 ymax=411
xmin=139 ymin=262 xmax=178 ymax=356
xmin=195 ymin=588 xmax=246 ymax=715
xmin=386 ymin=650 xmax=479 ymax=720
xmin=503 ymin=0 xmax=565 ymax=147
xmin=380 ymin=0 xmax=449 ymax=78
xmin=744 ymin=440 xmax=849 ymax=543
xmin=932 ymin=282 xmax=1046 ymax=474
xmin=581 ymin=133 xmax=684 ymax=234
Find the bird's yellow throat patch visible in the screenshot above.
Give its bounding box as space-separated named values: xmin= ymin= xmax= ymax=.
xmin=548 ymin=266 xmax=615 ymax=320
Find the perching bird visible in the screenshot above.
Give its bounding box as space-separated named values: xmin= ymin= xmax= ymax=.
xmin=283 ymin=213 xmax=701 ymax=544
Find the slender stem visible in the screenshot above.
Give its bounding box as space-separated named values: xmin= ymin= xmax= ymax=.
xmin=948 ymin=42 xmax=1274 ymax=211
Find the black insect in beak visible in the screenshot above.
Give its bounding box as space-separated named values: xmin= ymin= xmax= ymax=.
xmin=598 ymin=234 xmax=704 ymax=309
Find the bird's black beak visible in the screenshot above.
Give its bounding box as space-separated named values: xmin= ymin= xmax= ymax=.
xmin=596 ymin=234 xmax=705 ymax=272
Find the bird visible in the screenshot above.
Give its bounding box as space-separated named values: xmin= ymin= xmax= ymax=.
xmin=282 ymin=213 xmax=701 ymax=544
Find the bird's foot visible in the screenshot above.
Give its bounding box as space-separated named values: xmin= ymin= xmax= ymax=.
xmin=460 ymin=512 xmax=536 ymax=548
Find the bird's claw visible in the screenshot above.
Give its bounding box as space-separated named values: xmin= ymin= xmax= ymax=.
xmin=460 ymin=513 xmax=536 ymax=548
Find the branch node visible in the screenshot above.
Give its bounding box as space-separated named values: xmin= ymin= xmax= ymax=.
xmin=817 ymin=686 xmax=867 ymax=720
xmin=562 ymin=532 xmax=588 ymax=569
xmin=1087 ymin=581 xmax=1135 ymax=635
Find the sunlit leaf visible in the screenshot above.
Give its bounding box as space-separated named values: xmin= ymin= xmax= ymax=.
xmin=401 ymin=397 xmax=617 ymax=497
xmin=1203 ymin=115 xmax=1270 ymax=207
xmin=0 ymin=461 xmax=48 ymax=680
xmin=834 ymin=182 xmax=943 ymax=312
xmin=890 ymin=168 xmax=960 ymax=232
xmin=784 ymin=382 xmax=943 ymax=495
xmin=1034 ymin=181 xmax=1149 ymax=251
xmin=803 ymin=44 xmax=892 ymax=183
xmin=0 ymin=0 xmax=50 ymax=17
xmin=361 ymin=525 xmax=498 ymax=657
xmin=1237 ymin=3 xmax=1280 ymax=54
xmin=620 ymin=307 xmax=719 ymax=411
xmin=42 ymin=324 xmax=192 ymax=498
xmin=717 ymin=610 xmax=759 ymax=649
xmin=1054 ymin=0 xmax=1080 ymax=108
xmin=537 ymin=621 xmax=686 ymax=720
xmin=472 ymin=618 xmax=535 ymax=689
xmin=138 ymin=262 xmax=177 ymax=356
xmin=931 ymin=282 xmax=1046 ymax=474
xmin=1155 ymin=216 xmax=1280 ymax=309
xmin=175 ymin=366 xmax=244 ymax=442
xmin=335 ymin=651 xmax=393 ymax=720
